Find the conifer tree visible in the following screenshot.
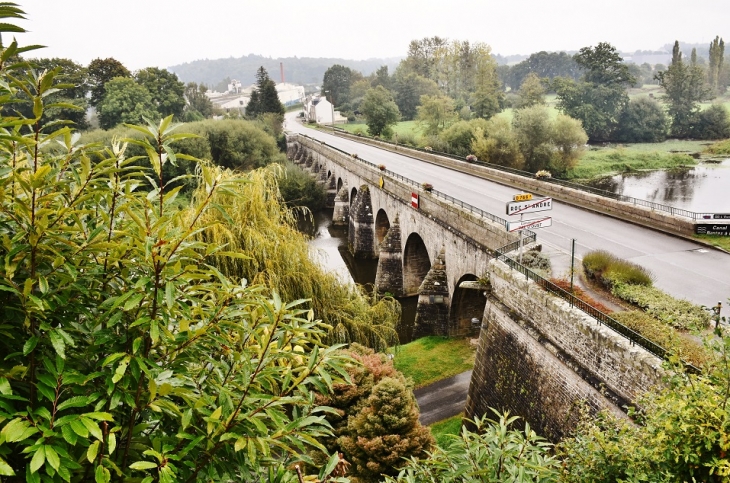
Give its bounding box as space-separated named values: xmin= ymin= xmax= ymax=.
xmin=245 ymin=66 xmax=284 ymax=117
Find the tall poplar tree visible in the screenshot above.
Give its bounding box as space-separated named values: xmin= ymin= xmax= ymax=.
xmin=656 ymin=41 xmax=712 ymax=137
xmin=709 ymin=36 xmax=725 ymax=95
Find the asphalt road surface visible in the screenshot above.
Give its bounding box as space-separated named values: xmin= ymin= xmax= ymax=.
xmin=285 ymin=114 xmax=730 ymax=310
xmin=414 ymin=370 xmax=472 ymax=425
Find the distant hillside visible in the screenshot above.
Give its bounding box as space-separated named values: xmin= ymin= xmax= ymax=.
xmin=168 ymin=54 xmax=402 ymax=89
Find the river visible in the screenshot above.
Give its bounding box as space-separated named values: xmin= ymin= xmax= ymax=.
xmin=301 ymin=210 xmax=418 ymax=343
xmin=585 ymin=159 xmax=730 ymax=212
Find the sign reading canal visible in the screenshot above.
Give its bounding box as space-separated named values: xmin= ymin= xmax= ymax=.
xmin=695 ymin=224 xmax=730 ymax=236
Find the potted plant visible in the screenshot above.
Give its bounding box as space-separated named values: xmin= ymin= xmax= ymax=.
xmin=352 ymin=153 xmax=359 ymax=159
xmin=424 ymin=146 xmax=433 ymax=152
xmin=466 ymin=154 xmax=477 ymax=163
xmin=535 ymin=170 xmax=552 ymax=180
xmin=378 ymin=164 xmax=386 ymax=171
xmin=421 ymin=182 xmax=433 ymax=192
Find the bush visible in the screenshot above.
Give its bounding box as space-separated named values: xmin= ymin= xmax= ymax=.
xmin=693 ymin=104 xmax=730 ymax=140
xmin=521 ymin=248 xmax=552 ymax=273
xmin=582 ymin=250 xmax=653 ymax=288
xmin=396 ymin=131 xmax=419 ymax=147
xmin=611 ymin=310 xmax=710 ymax=367
xmin=616 ymin=97 xmax=669 ymax=143
xmin=276 ymin=161 xmax=327 ymax=211
xmin=706 ymin=138 xmax=730 ymax=155
xmin=611 ymin=284 xmax=710 ymax=331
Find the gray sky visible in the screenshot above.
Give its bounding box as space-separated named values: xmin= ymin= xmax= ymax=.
xmin=16 ymin=0 xmax=730 ymax=71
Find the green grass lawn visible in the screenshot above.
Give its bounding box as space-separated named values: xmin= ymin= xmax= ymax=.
xmin=429 ymin=414 xmax=463 ymax=447
xmin=567 ymin=148 xmax=698 ymax=180
xmin=693 ymin=234 xmax=730 ymax=252
xmin=391 ymin=336 xmax=475 ymax=389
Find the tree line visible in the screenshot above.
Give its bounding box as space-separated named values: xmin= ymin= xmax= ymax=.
xmin=322 ymin=36 xmax=729 ymax=175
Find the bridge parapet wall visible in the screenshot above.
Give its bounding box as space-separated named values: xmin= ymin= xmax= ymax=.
xmin=466 ymin=257 xmax=665 ymax=440
xmin=331 ymin=131 xmax=696 ymax=237
xmin=294 ymin=135 xmax=518 ymax=252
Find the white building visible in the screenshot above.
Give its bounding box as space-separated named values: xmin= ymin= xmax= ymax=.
xmin=304 ymin=96 xmax=347 ymax=125
xmin=275 ymin=83 xmax=305 ymax=107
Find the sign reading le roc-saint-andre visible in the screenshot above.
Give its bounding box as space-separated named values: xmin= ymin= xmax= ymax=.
xmin=506 ymin=197 xmax=553 ymax=216
xmin=695 ymin=224 xmax=730 ymax=236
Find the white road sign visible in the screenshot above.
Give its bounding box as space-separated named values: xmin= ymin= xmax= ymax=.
xmin=506 ymin=197 xmax=552 ymax=216
xmin=507 ymin=217 xmax=552 ymax=232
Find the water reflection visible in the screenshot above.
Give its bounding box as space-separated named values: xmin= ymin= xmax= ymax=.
xmin=302 ymin=209 xmax=417 ymax=343
xmin=585 ymin=162 xmax=730 ymax=212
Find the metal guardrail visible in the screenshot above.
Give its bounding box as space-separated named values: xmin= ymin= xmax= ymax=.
xmin=297 ymin=133 xmax=535 ymax=239
xmin=334 ymin=129 xmax=717 ymax=222
xmin=493 ymin=244 xmax=700 ymax=373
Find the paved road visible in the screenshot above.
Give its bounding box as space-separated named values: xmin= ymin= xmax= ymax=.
xmin=286 ymin=114 xmax=730 ymax=309
xmin=414 ymin=370 xmax=472 ymax=425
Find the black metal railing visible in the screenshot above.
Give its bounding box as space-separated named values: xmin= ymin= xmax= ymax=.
xmin=332 ymin=129 xmax=717 ymax=222
xmin=493 ymin=243 xmax=700 ymax=373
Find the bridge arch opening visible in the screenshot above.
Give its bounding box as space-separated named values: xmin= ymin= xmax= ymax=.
xmin=375 ymin=210 xmax=390 ymax=248
xmin=450 ymin=274 xmax=488 ymax=337
xmin=350 ymin=187 xmax=358 ymax=206
xmin=337 ymin=178 xmax=343 ymax=192
xmin=327 ymin=169 xmax=332 ymax=179
xmin=403 ymin=233 xmax=430 ymax=296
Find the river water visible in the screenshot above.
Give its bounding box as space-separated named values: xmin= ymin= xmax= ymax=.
xmin=585 ymin=160 xmax=730 ymax=212
xmin=301 ymin=210 xmax=418 ymax=343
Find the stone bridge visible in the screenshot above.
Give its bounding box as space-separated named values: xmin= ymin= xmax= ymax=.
xmin=288 ymin=134 xmax=665 ymax=441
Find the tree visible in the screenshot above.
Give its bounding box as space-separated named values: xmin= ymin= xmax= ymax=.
xmin=470 ymin=54 xmax=503 ymax=119
xmin=372 ymin=65 xmax=393 ymax=90
xmin=135 ymin=66 xmax=186 ymax=119
xmin=86 ymin=57 xmax=131 ymax=107
xmin=417 ymin=94 xmax=457 ymax=136
xmin=656 ymin=41 xmax=712 ymax=137
xmin=709 ymin=36 xmax=726 ymax=95
xmin=361 ymin=85 xmax=401 ymax=137
xmin=97 ymin=76 xmax=159 ymax=129
xmin=246 ymin=66 xmax=284 ymax=119
xmin=694 ymin=104 xmax=730 ymax=140
xmin=402 ymin=36 xmax=449 ymax=80
xmin=316 ymin=344 xmax=434 ymax=482
xmin=471 ymin=118 xmax=523 ymax=168
xmin=322 ymin=64 xmax=354 ymax=107
xmin=616 ymin=97 xmax=669 ymax=142
xmin=439 ymin=118 xmax=488 ymax=156
xmin=384 ymin=412 xmax=559 ymax=483
xmin=392 ymin=69 xmax=440 ymax=121
xmin=504 ymin=51 xmax=582 ymax=91
xmin=184 ymin=81 xmax=214 ymax=119
xmin=513 ymin=105 xmax=553 ymax=172
xmin=550 ymin=114 xmax=588 ymax=176
xmin=555 ymin=43 xmax=634 ymax=142
xmin=516 ymin=72 xmax=546 ymax=108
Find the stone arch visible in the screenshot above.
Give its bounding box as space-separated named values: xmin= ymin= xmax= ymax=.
xmin=327 ymin=169 xmax=332 ymax=179
xmin=350 ymin=187 xmax=358 ymax=206
xmin=403 ymin=233 xmax=431 ymax=296
xmin=337 ymin=178 xmax=343 ymax=193
xmin=375 ymin=209 xmax=390 ymax=249
xmin=449 ymin=273 xmax=488 ymax=337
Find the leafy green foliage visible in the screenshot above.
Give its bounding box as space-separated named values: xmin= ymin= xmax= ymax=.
xmin=694 ymin=103 xmax=730 ymax=140
xmin=616 ymin=97 xmax=669 ymax=143
xmin=86 ymin=57 xmax=131 ymax=107
xmin=0 ymin=21 xmax=360 ymax=479
xmin=438 ymin=119 xmax=488 ymax=157
xmin=471 ymin=118 xmax=524 ymax=169
xmin=135 ymin=67 xmax=186 ymax=120
xmin=558 ymin=335 xmax=730 ymax=482
xmin=277 ymin=160 xmax=327 ymax=211
xmin=322 ymin=64 xmax=356 ymax=108
xmin=417 ymin=95 xmax=458 ymax=136
xmin=97 ymin=76 xmax=159 ymax=129
xmin=611 ymin=284 xmax=710 ymax=331
xmin=315 ymin=344 xmax=433 ymax=482
xmin=582 ymin=249 xmax=654 ymax=287
xmin=361 ymin=86 xmax=401 ymax=138
xmin=246 ymin=66 xmax=285 ymax=119
xmin=384 ymin=412 xmax=559 ymax=482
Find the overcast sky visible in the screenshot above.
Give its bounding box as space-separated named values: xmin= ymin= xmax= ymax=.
xmin=15 ymin=0 xmax=730 ymax=71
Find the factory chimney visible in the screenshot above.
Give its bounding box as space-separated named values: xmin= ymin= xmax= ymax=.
xmin=280 ymin=62 xmax=285 ymax=83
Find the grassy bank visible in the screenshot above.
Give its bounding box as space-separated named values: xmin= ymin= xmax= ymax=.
xmin=694 ymin=234 xmax=730 ymax=252
xmin=429 ymin=414 xmax=463 ymax=445
xmin=566 ymin=149 xmax=697 ymax=180
xmin=392 ymin=336 xmax=475 ymax=388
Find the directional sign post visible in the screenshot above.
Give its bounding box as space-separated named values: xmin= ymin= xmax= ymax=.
xmin=506 ymin=193 xmax=553 ymax=265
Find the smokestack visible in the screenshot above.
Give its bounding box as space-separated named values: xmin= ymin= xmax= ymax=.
xmin=280 ymin=62 xmax=285 ymax=83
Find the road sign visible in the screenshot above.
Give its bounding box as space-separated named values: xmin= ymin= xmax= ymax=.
xmin=513 ymin=193 xmax=533 ymax=202
xmin=695 ymin=224 xmax=730 ymax=236
xmin=411 ymin=192 xmax=419 ymax=209
xmin=506 ymin=197 xmax=552 ymax=216
xmin=507 ymin=217 xmax=552 ymax=232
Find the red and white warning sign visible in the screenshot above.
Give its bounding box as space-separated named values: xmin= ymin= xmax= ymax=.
xmin=411 ymin=192 xmax=419 ymax=209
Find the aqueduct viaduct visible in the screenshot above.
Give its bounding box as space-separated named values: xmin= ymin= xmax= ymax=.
xmin=288 ymin=133 xmax=665 ymax=441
